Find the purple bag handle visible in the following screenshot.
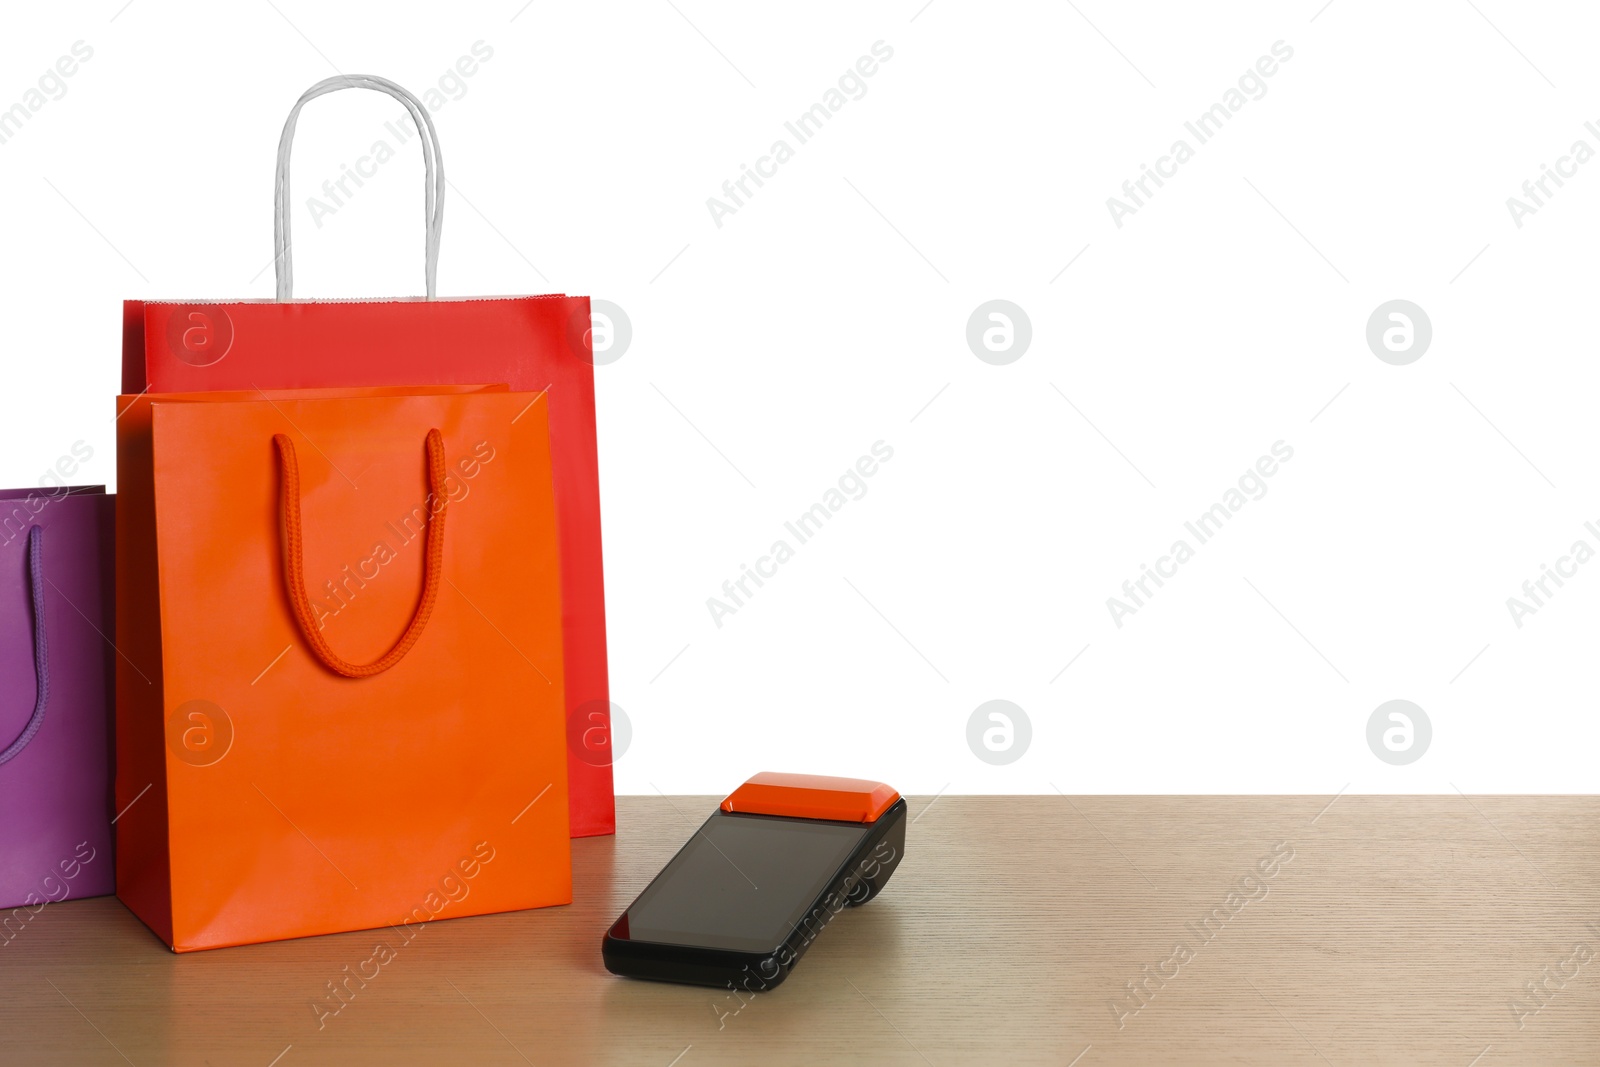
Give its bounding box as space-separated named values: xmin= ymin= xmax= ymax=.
xmin=0 ymin=526 xmax=48 ymax=765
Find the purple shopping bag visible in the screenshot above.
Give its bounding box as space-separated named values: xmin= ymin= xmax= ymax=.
xmin=0 ymin=486 xmax=115 ymax=916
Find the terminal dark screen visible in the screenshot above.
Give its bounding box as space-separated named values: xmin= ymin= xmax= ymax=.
xmin=622 ymin=811 xmax=869 ymax=953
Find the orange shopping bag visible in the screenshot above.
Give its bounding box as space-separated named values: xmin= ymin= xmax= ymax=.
xmin=114 ymin=384 xmax=570 ymax=950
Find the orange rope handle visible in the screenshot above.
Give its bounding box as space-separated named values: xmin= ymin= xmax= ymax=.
xmin=273 ymin=428 xmax=448 ymax=678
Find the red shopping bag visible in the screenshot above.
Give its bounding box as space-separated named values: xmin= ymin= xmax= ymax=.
xmin=120 ymin=75 xmax=613 ymax=836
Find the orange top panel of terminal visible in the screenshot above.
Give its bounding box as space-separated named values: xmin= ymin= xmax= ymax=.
xmin=720 ymin=772 xmax=901 ymax=823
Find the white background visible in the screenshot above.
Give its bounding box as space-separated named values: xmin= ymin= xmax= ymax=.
xmin=2 ymin=1 xmax=1595 ymax=795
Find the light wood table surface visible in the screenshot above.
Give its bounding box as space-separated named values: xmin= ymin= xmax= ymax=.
xmin=3 ymin=796 xmax=1597 ymax=1066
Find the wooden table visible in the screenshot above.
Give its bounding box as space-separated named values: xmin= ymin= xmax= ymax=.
xmin=3 ymin=796 xmax=1597 ymax=1066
